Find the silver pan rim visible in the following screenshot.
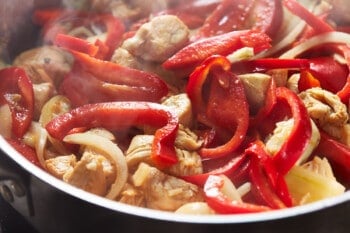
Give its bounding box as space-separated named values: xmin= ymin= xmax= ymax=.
xmin=1 ymin=136 xmax=349 ymax=224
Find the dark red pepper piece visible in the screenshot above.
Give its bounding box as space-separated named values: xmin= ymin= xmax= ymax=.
xmin=0 ymin=67 xmax=34 ymax=138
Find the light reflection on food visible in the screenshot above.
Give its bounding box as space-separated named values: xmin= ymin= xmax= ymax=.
xmin=1 ymin=0 xmax=350 ymax=215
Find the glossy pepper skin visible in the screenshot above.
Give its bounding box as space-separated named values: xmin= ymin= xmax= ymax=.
xmin=6 ymin=138 xmax=42 ymax=168
xmin=186 ymin=55 xmax=249 ymax=159
xmin=246 ymin=141 xmax=292 ymax=208
xmin=0 ymin=67 xmax=34 ymax=138
xmin=204 ymin=175 xmax=271 ymax=214
xmin=272 ymin=87 xmax=312 ymax=176
xmin=45 ymin=101 xmax=179 ymax=167
xmin=34 ymin=9 xmax=125 ymax=60
xmin=58 ymin=50 xmax=169 ymax=106
xmin=196 ymin=0 xmax=283 ymax=39
xmin=163 ymin=30 xmax=271 ymax=72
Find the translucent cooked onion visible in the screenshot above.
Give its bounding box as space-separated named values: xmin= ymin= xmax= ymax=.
xmin=63 ymin=132 xmax=128 ymax=199
xmin=280 ymin=31 xmax=350 ymax=59
xmin=256 ymin=0 xmax=327 ymax=58
xmin=23 ymin=122 xmax=48 ymax=168
xmin=0 ymin=104 xmax=12 ymax=138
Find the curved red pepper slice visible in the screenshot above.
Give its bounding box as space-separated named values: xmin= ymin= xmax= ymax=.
xmin=60 ymin=50 xmax=168 ymax=104
xmin=163 ymin=30 xmax=271 ymax=71
xmin=283 ymin=0 xmax=333 ymax=33
xmin=315 ymin=131 xmax=350 ymax=179
xmin=204 ymin=175 xmax=271 ymax=214
xmin=186 ymin=55 xmax=249 ymax=159
xmin=232 ymin=58 xmax=310 ymax=74
xmin=0 ymin=67 xmax=34 ymax=138
xmin=54 ymin=34 xmax=99 ymax=57
xmin=45 ymin=102 xmax=179 ymax=167
xmin=249 ymin=150 xmax=287 ymax=209
xmin=246 ymin=141 xmax=292 ymax=207
xmin=6 ymin=138 xmax=42 ymax=168
xmin=307 ymin=57 xmax=348 ymax=93
xmin=272 ymin=87 xmax=312 ymax=175
xmin=196 ymin=0 xmax=282 ymax=39
xmin=182 ymin=154 xmax=246 ymax=187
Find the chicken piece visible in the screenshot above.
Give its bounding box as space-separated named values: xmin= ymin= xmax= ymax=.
xmin=118 ymin=183 xmax=145 ymax=207
xmin=132 ymin=163 xmax=204 ymax=211
xmin=168 ymin=148 xmax=203 ymax=176
xmin=111 ymin=47 xmax=185 ymax=91
xmin=299 ymin=87 xmax=349 ymax=140
xmin=174 ymin=125 xmax=202 ymax=151
xmin=13 ymin=46 xmax=73 ymax=86
xmin=111 ymin=47 xmax=141 ymax=69
xmin=63 ymin=151 xmax=108 ymax=196
xmin=45 ymin=155 xmax=77 ymax=179
xmin=126 ymin=134 xmax=154 ymax=170
xmin=265 ymin=118 xmax=320 ymax=165
xmin=286 ymin=73 xmax=300 ymax=94
xmin=84 ymin=147 xmax=117 ymax=187
xmin=126 ymin=126 xmax=203 ymax=176
xmin=238 ymin=73 xmax=271 ymax=114
xmin=122 ymin=15 xmax=189 ymax=62
xmin=162 ymin=94 xmax=193 ymax=127
xmin=33 ymin=83 xmax=55 ymax=120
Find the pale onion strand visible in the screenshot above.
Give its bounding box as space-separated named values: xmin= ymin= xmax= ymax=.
xmin=30 ymin=122 xmax=48 ymax=168
xmin=280 ymin=31 xmax=350 ymax=59
xmin=63 ymin=132 xmax=128 ymax=199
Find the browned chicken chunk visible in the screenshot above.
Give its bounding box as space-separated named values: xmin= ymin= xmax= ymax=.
xmin=122 ymin=15 xmax=189 ymax=62
xmin=132 ymin=163 xmax=204 ymax=211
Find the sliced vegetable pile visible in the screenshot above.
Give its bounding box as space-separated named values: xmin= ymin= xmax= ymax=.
xmin=1 ymin=0 xmax=350 ymax=214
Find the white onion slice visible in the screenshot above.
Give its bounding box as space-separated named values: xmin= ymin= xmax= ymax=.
xmin=63 ymin=132 xmax=128 ymax=199
xmin=0 ymin=104 xmax=12 ymax=138
xmin=280 ymin=31 xmax=350 ymax=59
xmin=23 ymin=122 xmax=48 ymax=168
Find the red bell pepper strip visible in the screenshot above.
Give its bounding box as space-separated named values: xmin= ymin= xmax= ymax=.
xmin=204 ymin=175 xmax=271 ymax=214
xmin=283 ymin=0 xmax=333 ymax=33
xmin=59 ymin=65 xmax=167 ymax=107
xmin=91 ymin=14 xmax=125 ymax=60
xmin=0 ymin=67 xmax=34 ymax=138
xmin=54 ymin=34 xmax=99 ymax=57
xmin=246 ymin=141 xmax=293 ymax=207
xmin=186 ymin=55 xmax=231 ymax=117
xmin=196 ymin=0 xmax=283 ymax=39
xmin=35 ymin=9 xmax=125 ymax=60
xmin=315 ymin=131 xmax=350 ymax=176
xmin=186 ymin=55 xmax=249 ymax=159
xmin=298 ymin=69 xmax=321 ymax=92
xmin=60 ymin=50 xmax=168 ymax=103
xmin=45 ymin=102 xmax=179 ymax=167
xmin=163 ymin=30 xmax=271 ymax=71
xmin=6 ymin=139 xmax=42 ymax=168
xmin=308 ymin=57 xmax=348 ymax=93
xmin=182 ymin=154 xmax=246 ymax=187
xmin=232 ymin=58 xmax=310 ymax=74
xmin=335 ymin=46 xmax=350 ymax=104
xmin=272 ymin=87 xmax=312 ymax=175
xmin=249 ymin=150 xmax=287 ymax=209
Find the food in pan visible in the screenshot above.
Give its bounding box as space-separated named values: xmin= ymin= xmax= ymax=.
xmin=1 ymin=0 xmax=350 ymax=215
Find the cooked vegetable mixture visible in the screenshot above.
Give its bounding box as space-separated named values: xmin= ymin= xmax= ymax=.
xmin=1 ymin=0 xmax=350 ymax=214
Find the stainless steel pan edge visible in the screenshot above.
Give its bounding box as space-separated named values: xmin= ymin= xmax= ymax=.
xmin=1 ymin=135 xmax=350 ymax=225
